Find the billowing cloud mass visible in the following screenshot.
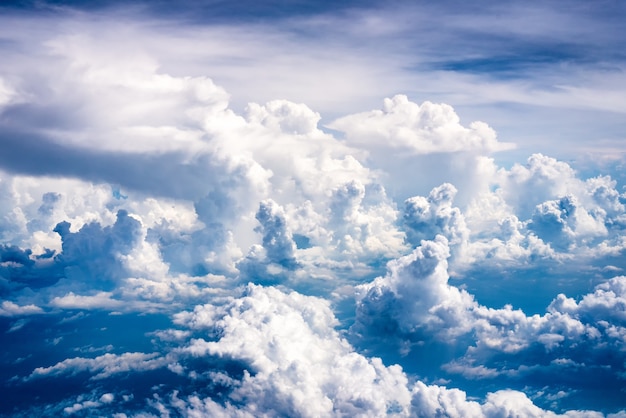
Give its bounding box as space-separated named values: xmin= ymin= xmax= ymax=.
xmin=1 ymin=1 xmax=626 ymax=417
xmin=329 ymin=95 xmax=515 ymax=155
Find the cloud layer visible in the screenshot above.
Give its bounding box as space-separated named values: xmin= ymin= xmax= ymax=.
xmin=1 ymin=2 xmax=626 ymax=416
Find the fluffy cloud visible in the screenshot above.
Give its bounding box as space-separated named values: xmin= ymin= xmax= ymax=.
xmin=0 ymin=13 xmax=625 ymax=415
xmin=49 ymin=291 xmax=123 ymax=310
xmin=0 ymin=32 xmax=415 ymax=294
xmin=403 ymin=183 xmax=469 ymax=249
xmin=480 ymin=390 xmax=606 ymax=418
xmin=474 ymin=154 xmax=626 ymax=230
xmin=0 ymin=300 xmax=43 ymax=316
xmin=528 ymin=194 xmax=607 ymax=251
xmin=329 ymin=95 xmax=514 ymax=155
xmin=63 ymin=393 xmax=115 ymax=415
xmin=353 ymin=235 xmax=476 ymax=341
xmin=51 ymin=209 xmax=142 ymax=285
xmin=26 ymin=352 xmax=169 ymax=381
xmin=11 ymin=276 xmax=623 ymax=417
xmin=409 ymin=383 xmax=606 ymax=418
xmin=327 ymin=97 xmax=513 ymax=205
xmin=452 ymin=154 xmax=626 ymax=268
xmin=159 ymin=285 xmax=612 ymax=417
xmin=172 ymin=284 xmax=413 ymax=417
xmin=548 ymin=275 xmax=626 ymax=338
xmin=325 ymin=180 xmax=406 ymax=262
xmin=354 ymin=235 xmax=626 ymax=408
xmin=252 ymin=199 xmax=298 ymax=268
xmin=1 ymin=97 xmax=625 ymax=413
xmin=0 ymin=33 xmax=272 ymax=251
xmin=236 ymin=200 xmax=300 ymax=285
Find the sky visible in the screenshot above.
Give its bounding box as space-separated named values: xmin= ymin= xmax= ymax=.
xmin=0 ymin=0 xmax=626 ymax=416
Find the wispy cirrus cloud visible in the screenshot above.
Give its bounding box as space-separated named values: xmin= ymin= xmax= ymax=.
xmin=2 ymin=0 xmax=625 ymax=159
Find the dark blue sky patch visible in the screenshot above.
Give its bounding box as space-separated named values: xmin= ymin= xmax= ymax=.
xmin=0 ymin=0 xmax=379 ymax=22
xmin=0 ymin=312 xmax=174 ymax=415
xmin=435 ymin=50 xmax=581 ymax=79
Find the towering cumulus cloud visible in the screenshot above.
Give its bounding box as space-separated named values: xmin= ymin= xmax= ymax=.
xmin=170 ymin=285 xmax=413 ymax=417
xmin=1 ymin=2 xmax=626 ymax=417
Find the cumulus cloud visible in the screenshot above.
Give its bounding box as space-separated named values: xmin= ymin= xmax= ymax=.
xmin=353 ymin=235 xmax=477 ymax=344
xmin=529 ymin=194 xmax=607 ymax=251
xmin=0 ymin=300 xmax=43 ymax=316
xmin=354 ymin=235 xmax=626 ymax=408
xmin=403 ymin=183 xmax=469 ymax=248
xmin=12 ymin=268 xmax=623 ymax=416
xmin=410 ymin=383 xmax=606 ymax=418
xmin=0 ymin=33 xmax=412 ymax=294
xmin=253 ymin=199 xmax=298 ymax=268
xmin=326 ymin=97 xmax=511 ymax=205
xmin=0 ymin=33 xmax=273 ymax=246
xmin=63 ymin=393 xmax=115 ymax=415
xmin=326 ymin=180 xmax=406 ymax=261
xmin=548 ymin=275 xmax=626 ymax=329
xmin=151 ymin=284 xmax=613 ymax=417
xmin=49 ymin=291 xmax=123 ymax=310
xmin=172 ymin=284 xmax=413 ymax=417
xmin=329 ymin=95 xmax=514 ymax=155
xmin=1 ymin=102 xmax=624 ymax=414
xmin=236 ymin=200 xmax=301 ymax=285
xmin=447 ymin=153 xmax=626 ymax=269
xmin=52 ymin=209 xmax=142 ymax=284
xmin=0 ymin=9 xmax=625 ymax=415
xmin=481 ymin=390 xmax=605 ymax=418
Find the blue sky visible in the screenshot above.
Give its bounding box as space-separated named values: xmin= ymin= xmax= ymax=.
xmin=1 ymin=1 xmax=626 ymax=416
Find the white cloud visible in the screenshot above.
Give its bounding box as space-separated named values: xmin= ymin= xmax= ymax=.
xmin=173 ymin=284 xmax=413 ymax=417
xmin=164 ymin=284 xmax=612 ymax=417
xmin=1 ymin=1 xmax=626 ymax=160
xmin=49 ymin=292 xmax=123 ymax=310
xmin=411 ymin=381 xmax=483 ymax=417
xmin=62 ymin=393 xmax=114 ymax=415
xmin=0 ymin=172 xmax=120 ymax=249
xmin=100 ymin=393 xmax=114 ymax=403
xmin=325 ymin=180 xmax=406 ymax=260
xmin=1 ymin=12 xmax=621 ymax=295
xmin=26 ymin=352 xmax=168 ymax=381
xmin=0 ymin=76 xmax=17 ymax=110
xmin=246 ymin=100 xmax=321 ymax=136
xmin=355 ymin=235 xmax=626 ymax=398
xmin=529 ymin=194 xmax=608 ymax=251
xmin=253 ymin=199 xmax=297 ymax=268
xmin=329 ymin=95 xmax=514 ymax=155
xmin=403 ymin=183 xmax=469 ymax=249
xmin=482 ymin=390 xmax=603 ymax=418
xmin=549 ymin=275 xmax=626 ymax=324
xmin=0 ymin=6 xmax=625 ymax=415
xmin=63 ymin=400 xmax=101 ymax=415
xmin=457 ymin=154 xmax=626 ymax=266
xmin=354 ymin=235 xmax=477 ymax=339
xmin=0 ymin=300 xmax=43 ymax=316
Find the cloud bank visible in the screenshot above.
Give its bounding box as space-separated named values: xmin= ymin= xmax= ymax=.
xmin=1 ymin=2 xmax=626 ymax=417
